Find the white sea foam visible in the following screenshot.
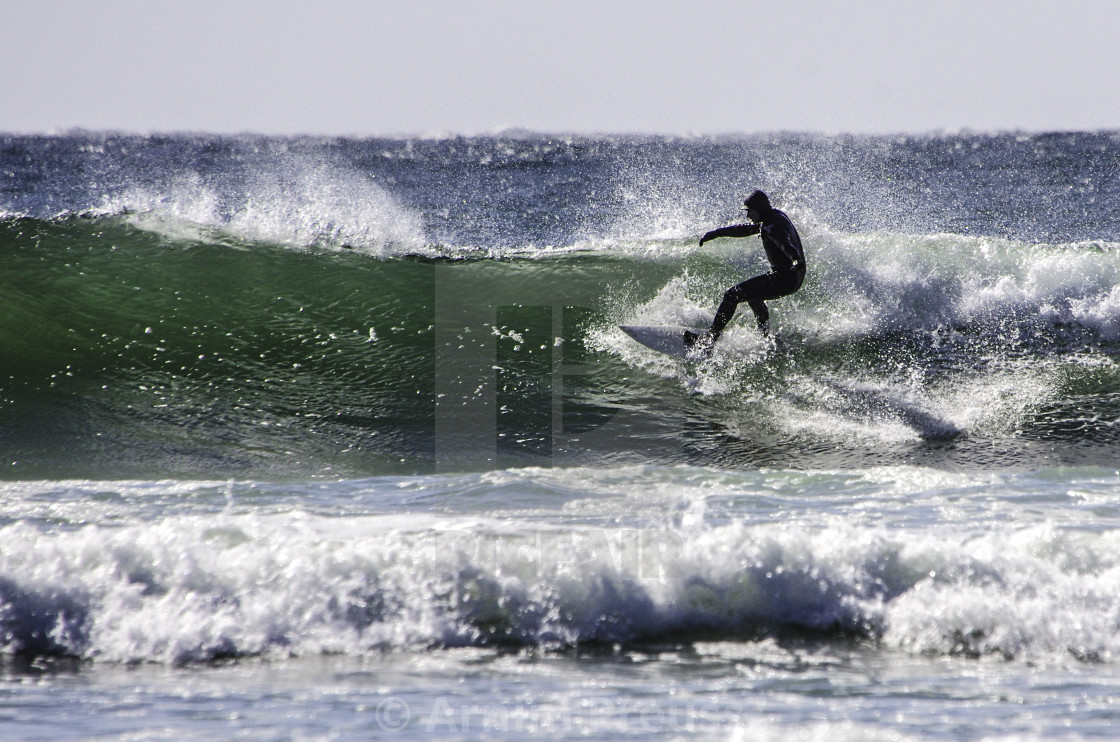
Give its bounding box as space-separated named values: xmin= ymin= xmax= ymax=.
xmin=806 ymin=230 xmax=1120 ymax=339
xmin=1065 ymin=283 xmax=1120 ymax=339
xmin=2 ymin=468 xmax=1119 ymax=665
xmin=612 ymin=227 xmax=1120 ymax=344
xmin=598 ymin=226 xmax=1120 ymax=443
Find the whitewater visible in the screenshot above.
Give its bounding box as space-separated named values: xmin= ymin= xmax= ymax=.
xmin=3 ymin=130 xmax=1120 ymax=740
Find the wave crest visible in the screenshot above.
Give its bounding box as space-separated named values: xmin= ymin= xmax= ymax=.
xmin=83 ymin=156 xmax=427 ymax=255
xmin=2 ymin=504 xmax=1118 ymax=664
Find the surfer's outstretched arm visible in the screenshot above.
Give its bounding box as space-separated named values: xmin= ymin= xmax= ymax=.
xmin=699 ymin=223 xmax=760 ymax=246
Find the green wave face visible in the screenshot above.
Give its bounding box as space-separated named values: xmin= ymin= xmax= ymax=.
xmin=0 ymin=217 xmax=437 ymax=477
xmin=4 ymin=214 xmax=1120 ymax=479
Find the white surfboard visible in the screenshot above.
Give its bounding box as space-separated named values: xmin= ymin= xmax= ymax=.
xmin=619 ymin=325 xmax=706 ymax=359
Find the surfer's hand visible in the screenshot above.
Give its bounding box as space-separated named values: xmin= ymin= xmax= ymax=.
xmin=698 ymin=236 xmax=707 ymax=246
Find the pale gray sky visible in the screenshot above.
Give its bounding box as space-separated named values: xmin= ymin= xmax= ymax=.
xmin=5 ymin=0 xmax=1119 ymax=136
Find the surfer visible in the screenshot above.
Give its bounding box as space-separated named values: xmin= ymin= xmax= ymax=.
xmin=687 ymin=190 xmax=806 ymax=348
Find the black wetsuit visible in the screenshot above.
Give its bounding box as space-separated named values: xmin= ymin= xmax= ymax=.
xmin=699 ymin=208 xmax=806 ymax=338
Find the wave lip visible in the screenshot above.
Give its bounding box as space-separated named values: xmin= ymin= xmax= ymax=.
xmin=90 ymin=161 xmax=428 ymax=256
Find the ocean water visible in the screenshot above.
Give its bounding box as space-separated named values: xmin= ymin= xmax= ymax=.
xmin=2 ymin=130 xmax=1120 ymax=740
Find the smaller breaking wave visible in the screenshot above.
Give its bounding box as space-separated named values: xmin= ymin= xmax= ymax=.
xmin=82 ymin=158 xmax=428 ymax=256
xmin=2 ymin=469 xmax=1119 ymax=665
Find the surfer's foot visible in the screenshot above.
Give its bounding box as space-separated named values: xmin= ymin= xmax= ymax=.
xmin=684 ymin=330 xmax=714 ymax=356
xmin=683 ymin=330 xmax=707 ymax=347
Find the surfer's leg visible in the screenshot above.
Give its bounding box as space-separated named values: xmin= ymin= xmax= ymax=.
xmin=686 ymin=287 xmax=744 ymax=351
xmin=710 ymin=276 xmax=766 ymax=340
xmin=746 ymin=297 xmax=770 ymax=334
xmin=708 ymin=289 xmax=740 ymax=341
xmin=710 ymin=271 xmax=802 ymax=340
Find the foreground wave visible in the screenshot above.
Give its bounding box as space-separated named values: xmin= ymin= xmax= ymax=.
xmin=1 ymin=466 xmax=1118 ymax=664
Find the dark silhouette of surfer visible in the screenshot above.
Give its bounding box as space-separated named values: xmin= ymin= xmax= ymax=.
xmin=688 ymin=190 xmax=806 ymax=348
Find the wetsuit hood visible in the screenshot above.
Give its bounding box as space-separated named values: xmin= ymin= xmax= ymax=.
xmin=742 ymin=190 xmax=774 ymax=219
